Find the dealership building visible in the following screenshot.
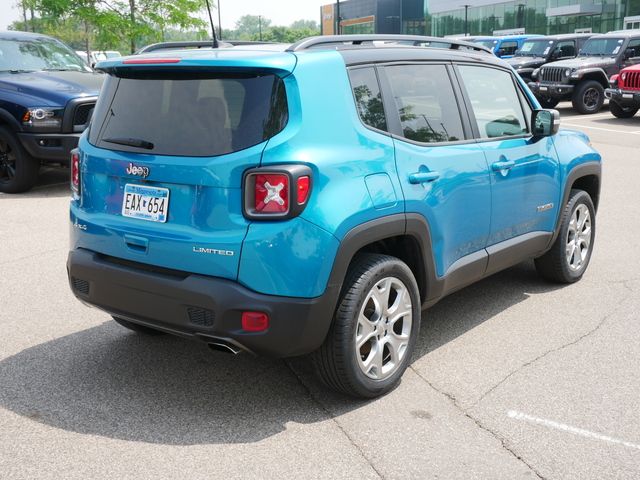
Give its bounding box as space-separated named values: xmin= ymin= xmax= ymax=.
xmin=320 ymin=0 xmax=640 ymax=37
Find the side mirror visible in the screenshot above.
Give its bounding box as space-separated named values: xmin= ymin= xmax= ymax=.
xmin=550 ymin=49 xmax=561 ymax=60
xmin=624 ymin=48 xmax=635 ymax=60
xmin=496 ymin=48 xmax=506 ymax=57
xmin=532 ymin=109 xmax=560 ymax=137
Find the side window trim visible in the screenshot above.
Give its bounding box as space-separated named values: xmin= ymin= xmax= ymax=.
xmin=375 ymin=61 xmax=476 ymax=146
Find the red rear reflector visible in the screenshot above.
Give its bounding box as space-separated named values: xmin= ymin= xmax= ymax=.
xmin=297 ymin=176 xmax=310 ymax=204
xmin=255 ymin=174 xmax=289 ymax=213
xmin=242 ymin=312 xmax=269 ymax=332
xmin=122 ymin=57 xmax=182 ymax=64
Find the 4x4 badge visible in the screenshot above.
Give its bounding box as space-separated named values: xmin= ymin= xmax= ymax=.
xmin=125 ymin=163 xmax=150 ymax=178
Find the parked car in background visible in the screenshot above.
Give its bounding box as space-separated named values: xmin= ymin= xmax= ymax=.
xmin=507 ymin=33 xmax=594 ymax=83
xmin=605 ymin=64 xmax=640 ymax=117
xmin=528 ymin=30 xmax=640 ymax=113
xmin=0 ymin=31 xmax=104 ymax=193
xmin=67 ymin=34 xmax=601 ymax=398
xmin=76 ymin=50 xmax=122 ymax=67
xmin=473 ymin=34 xmax=542 ymax=58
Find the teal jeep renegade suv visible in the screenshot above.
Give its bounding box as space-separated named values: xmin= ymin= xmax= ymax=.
xmin=67 ymin=35 xmax=601 ymax=398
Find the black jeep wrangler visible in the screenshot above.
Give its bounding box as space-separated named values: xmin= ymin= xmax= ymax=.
xmin=528 ymin=31 xmax=640 ymax=114
xmin=507 ymin=33 xmax=593 ymax=84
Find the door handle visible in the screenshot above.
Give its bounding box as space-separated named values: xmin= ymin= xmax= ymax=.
xmin=409 ymin=171 xmax=440 ymax=184
xmin=492 ymin=160 xmax=515 ymax=171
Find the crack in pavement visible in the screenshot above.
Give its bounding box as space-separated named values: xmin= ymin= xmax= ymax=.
xmin=469 ymin=277 xmax=637 ymax=410
xmin=408 ymin=279 xmax=639 ymax=479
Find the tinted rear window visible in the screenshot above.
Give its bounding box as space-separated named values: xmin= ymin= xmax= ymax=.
xmin=89 ymin=72 xmax=288 ymax=156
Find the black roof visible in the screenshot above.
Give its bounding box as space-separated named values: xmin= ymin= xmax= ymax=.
xmin=336 ymin=43 xmax=507 ymax=68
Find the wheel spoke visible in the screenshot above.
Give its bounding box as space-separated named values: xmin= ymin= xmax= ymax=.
xmin=361 ymin=341 xmax=385 ymax=378
xmin=356 ymin=311 xmax=377 ymax=350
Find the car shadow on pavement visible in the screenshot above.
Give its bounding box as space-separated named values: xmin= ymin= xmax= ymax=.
xmin=0 ymin=262 xmax=565 ymax=445
xmin=413 ymin=260 xmax=565 ymax=357
xmin=0 ymin=322 xmax=334 ymax=445
xmin=0 ymin=166 xmax=70 ymax=199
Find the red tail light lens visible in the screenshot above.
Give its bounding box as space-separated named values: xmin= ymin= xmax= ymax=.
xmin=70 ymin=149 xmax=80 ymax=194
xmin=255 ymin=174 xmax=289 ymax=213
xmin=243 ymin=165 xmax=312 ymax=220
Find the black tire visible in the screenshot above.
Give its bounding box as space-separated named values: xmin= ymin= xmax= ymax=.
xmin=571 ymin=80 xmax=605 ymax=114
xmin=609 ymin=101 xmax=638 ymax=119
xmin=312 ymin=254 xmax=420 ymax=398
xmin=0 ymin=126 xmax=40 ymax=193
xmin=112 ymin=316 xmax=165 ymax=335
xmin=537 ymin=97 xmax=559 ymax=109
xmin=535 ymin=189 xmax=595 ymax=283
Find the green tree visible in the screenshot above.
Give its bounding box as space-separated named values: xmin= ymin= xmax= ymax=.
xmin=290 ymin=19 xmax=318 ymax=31
xmin=32 ymin=0 xmax=209 ymax=54
xmin=234 ymin=14 xmax=271 ymax=38
xmin=252 ymin=26 xmax=318 ymax=43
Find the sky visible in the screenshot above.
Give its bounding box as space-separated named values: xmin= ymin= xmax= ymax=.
xmin=0 ymin=0 xmax=329 ymax=32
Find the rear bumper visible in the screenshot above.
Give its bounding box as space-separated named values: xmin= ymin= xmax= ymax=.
xmin=605 ymin=88 xmax=640 ymax=107
xmin=67 ymin=248 xmax=339 ymax=357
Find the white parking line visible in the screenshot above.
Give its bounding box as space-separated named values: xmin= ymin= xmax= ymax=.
xmin=507 ymin=411 xmax=640 ymax=450
xmin=563 ymin=123 xmax=640 ymax=135
xmin=570 ymin=113 xmax=614 ymax=120
xmin=564 ymin=113 xmax=615 ymax=120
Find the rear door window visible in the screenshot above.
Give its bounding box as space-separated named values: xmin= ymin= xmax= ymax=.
xmin=384 ymin=64 xmax=465 ymax=143
xmin=89 ymin=72 xmax=288 ymax=157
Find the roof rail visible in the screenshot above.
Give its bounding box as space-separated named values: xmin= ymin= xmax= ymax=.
xmin=134 ymin=41 xmax=231 ymax=54
xmin=286 ymin=35 xmax=493 ymax=54
xmin=135 ymin=40 xmax=281 ymax=54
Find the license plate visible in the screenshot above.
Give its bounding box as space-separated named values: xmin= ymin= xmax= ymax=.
xmin=122 ymin=184 xmax=169 ymax=222
xmin=539 ymin=86 xmax=548 ymax=92
xmin=623 ymin=93 xmax=634 ymax=100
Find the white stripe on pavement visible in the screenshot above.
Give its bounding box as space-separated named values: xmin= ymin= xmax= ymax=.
xmin=507 ymin=411 xmax=640 ymax=450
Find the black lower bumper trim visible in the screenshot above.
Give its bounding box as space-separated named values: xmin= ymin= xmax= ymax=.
xmin=67 ymin=248 xmax=339 ymax=357
xmin=605 ymin=88 xmax=640 ymax=106
xmin=17 ymin=132 xmax=81 ymax=163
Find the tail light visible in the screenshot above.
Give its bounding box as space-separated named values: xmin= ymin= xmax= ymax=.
xmin=243 ymin=165 xmax=312 ymax=220
xmin=70 ymin=148 xmax=81 ymax=194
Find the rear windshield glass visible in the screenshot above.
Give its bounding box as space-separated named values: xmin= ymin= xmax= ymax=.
xmin=89 ymin=71 xmax=288 ymax=157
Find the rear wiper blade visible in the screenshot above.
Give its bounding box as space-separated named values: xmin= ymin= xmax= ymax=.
xmin=103 ymin=137 xmax=154 ymax=149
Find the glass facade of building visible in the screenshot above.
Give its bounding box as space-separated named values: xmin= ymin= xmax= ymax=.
xmin=321 ymin=0 xmax=640 ymax=37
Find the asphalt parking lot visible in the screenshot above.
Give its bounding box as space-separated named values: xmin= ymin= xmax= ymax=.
xmin=1 ymin=101 xmax=639 ymax=479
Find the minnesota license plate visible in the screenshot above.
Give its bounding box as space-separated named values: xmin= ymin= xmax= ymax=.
xmin=122 ymin=184 xmax=169 ymax=222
